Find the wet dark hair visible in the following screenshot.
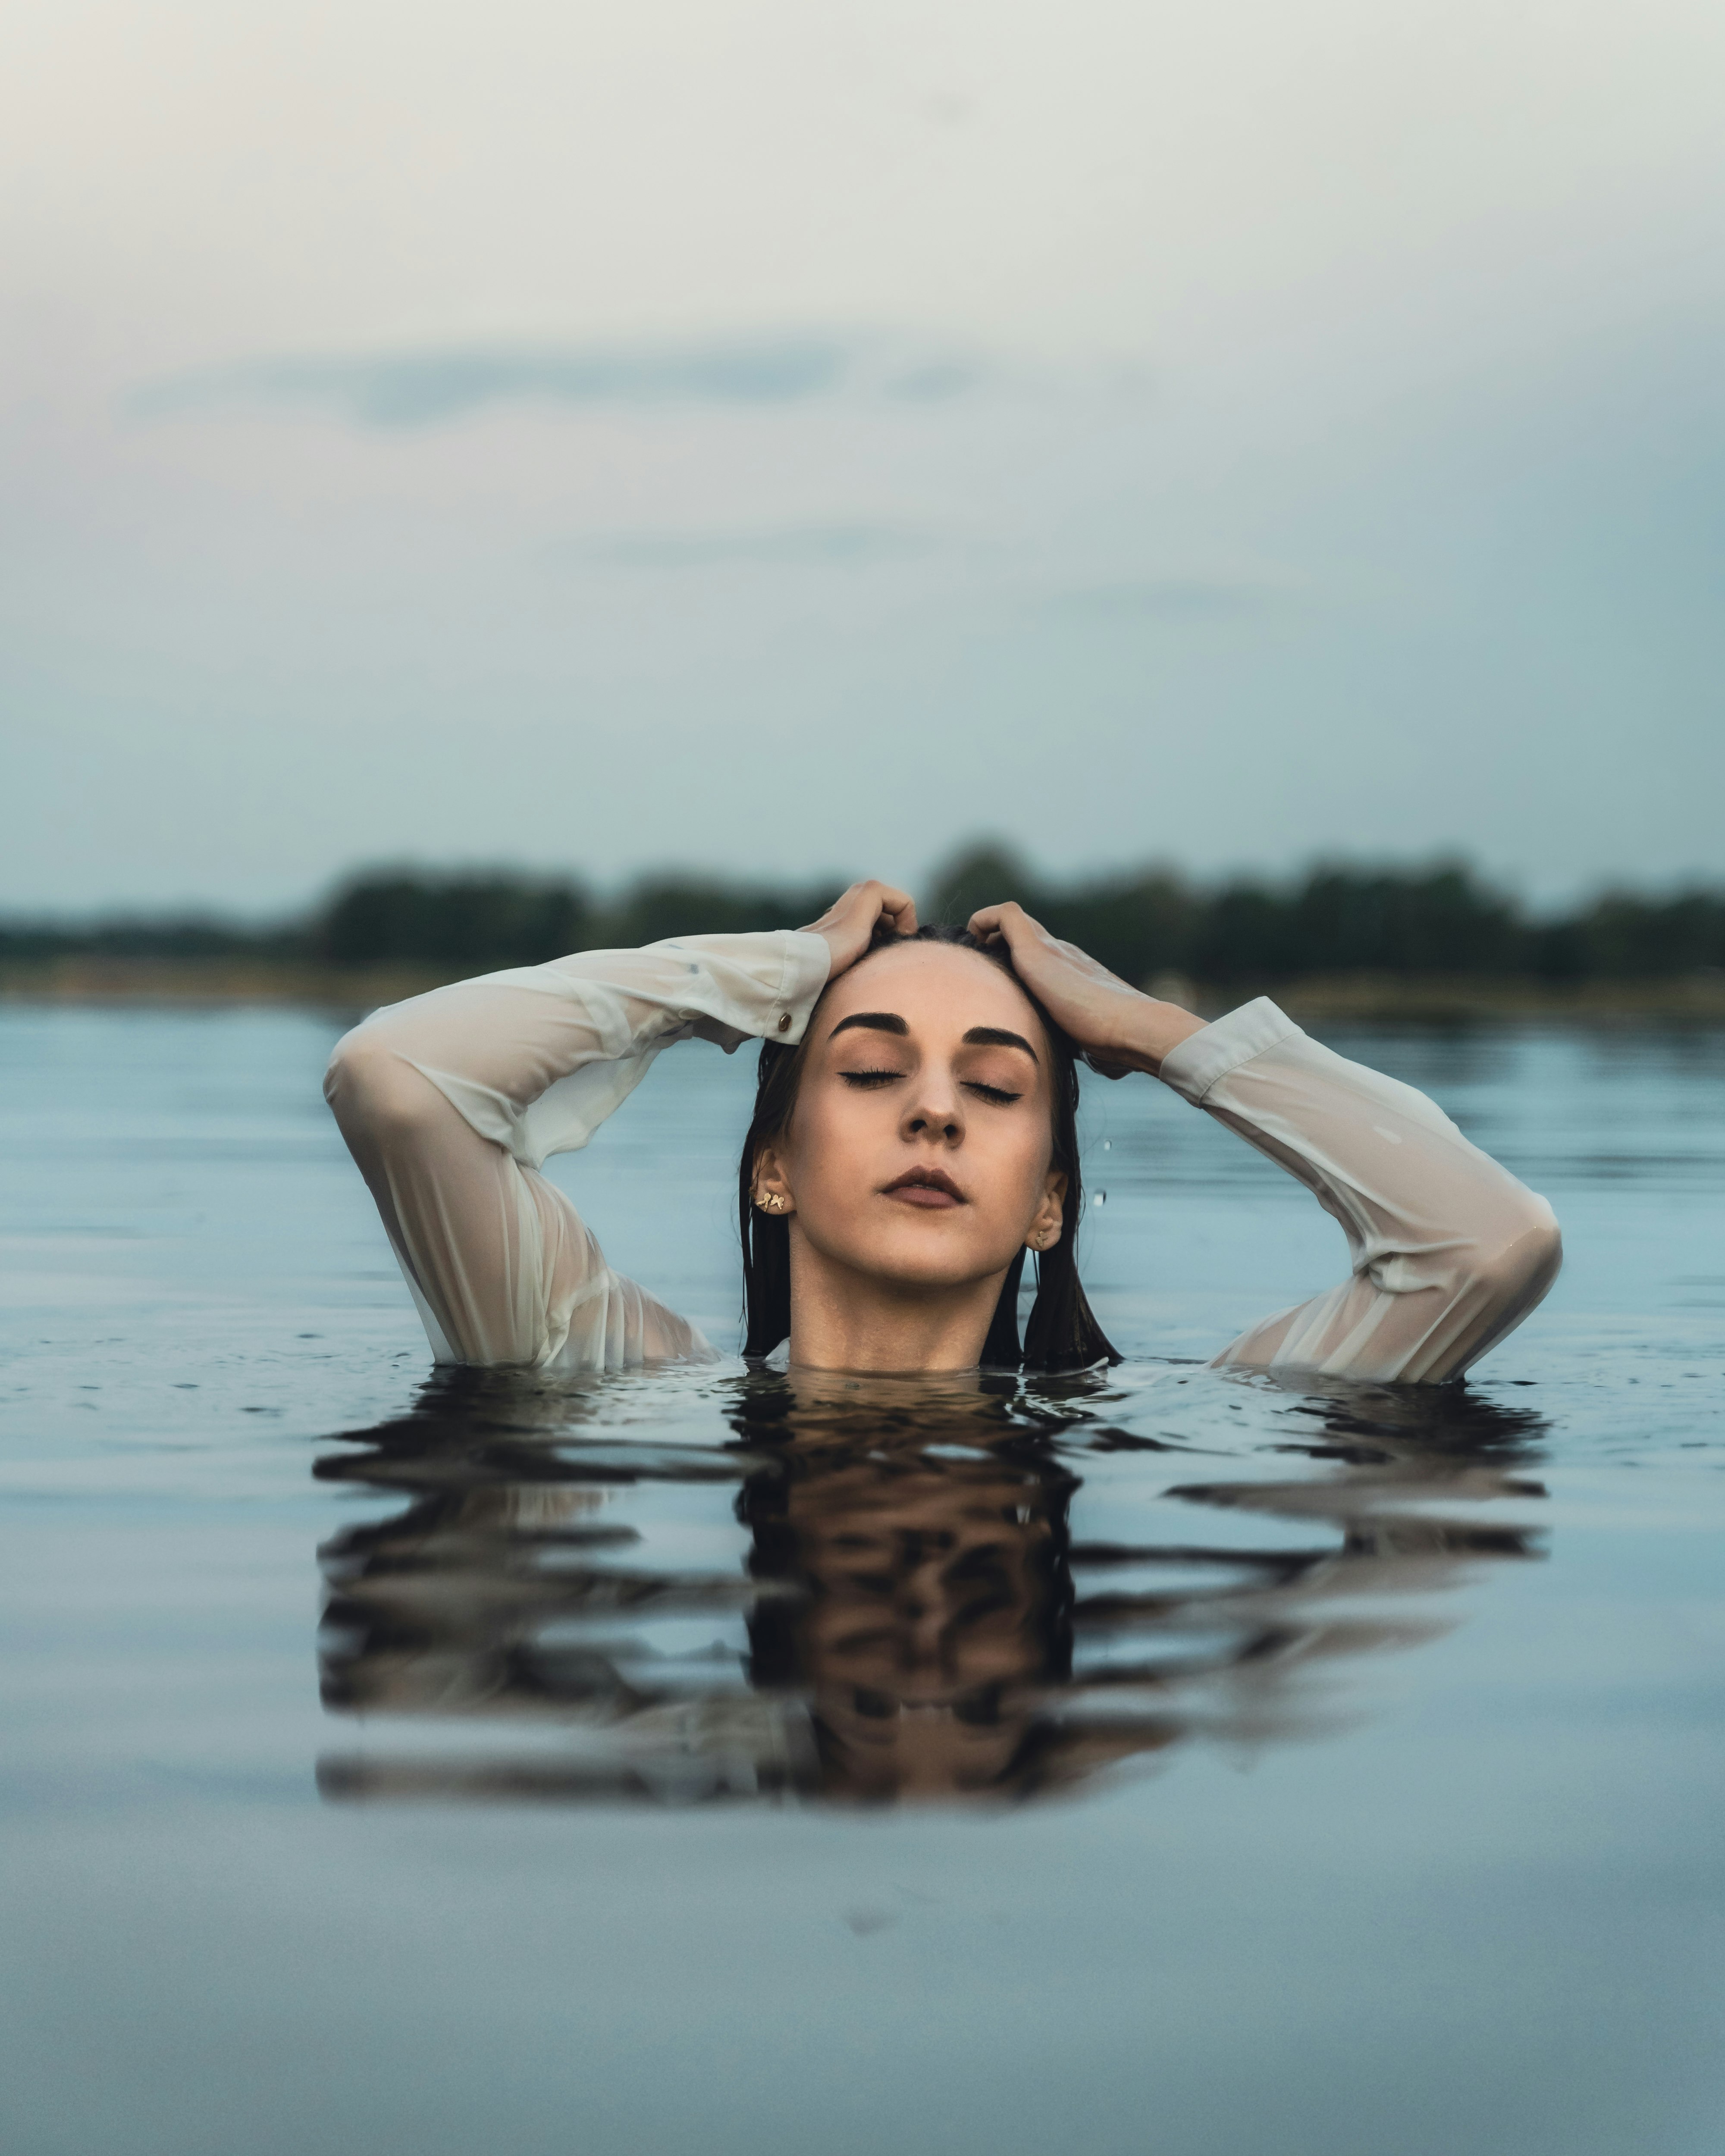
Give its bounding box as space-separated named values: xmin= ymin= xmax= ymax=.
xmin=739 ymin=922 xmax=1119 ymax=1371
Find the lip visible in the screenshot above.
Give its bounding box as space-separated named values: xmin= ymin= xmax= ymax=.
xmin=881 ymin=1166 xmax=966 ymax=1209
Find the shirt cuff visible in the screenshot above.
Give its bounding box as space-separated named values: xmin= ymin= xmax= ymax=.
xmin=1157 ymin=996 xmax=1302 ymax=1105
xmin=772 ymin=931 xmax=832 ymax=1044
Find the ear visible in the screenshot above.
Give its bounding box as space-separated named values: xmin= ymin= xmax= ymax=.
xmin=1026 ymin=1170 xmax=1067 ymax=1251
xmin=751 ymin=1143 xmax=795 ymax=1216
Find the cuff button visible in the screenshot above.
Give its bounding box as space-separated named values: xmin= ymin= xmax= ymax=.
xmin=777 ymin=1014 xmax=792 ymax=1032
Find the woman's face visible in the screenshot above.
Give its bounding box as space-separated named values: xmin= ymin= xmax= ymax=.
xmin=757 ymin=942 xmax=1066 ymax=1293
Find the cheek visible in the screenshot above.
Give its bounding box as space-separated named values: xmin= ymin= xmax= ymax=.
xmin=781 ymin=1084 xmax=891 ymax=1198
xmin=985 ymin=1120 xmax=1057 ymax=1217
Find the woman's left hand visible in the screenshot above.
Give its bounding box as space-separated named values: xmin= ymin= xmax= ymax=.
xmin=966 ymin=902 xmax=1207 ymax=1077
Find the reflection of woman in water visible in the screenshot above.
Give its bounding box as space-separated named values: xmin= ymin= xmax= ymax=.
xmin=316 ymin=1371 xmax=1550 ymax=1807
xmin=735 ymin=1380 xmax=1095 ymax=1801
xmin=325 ymin=878 xmax=1560 ymax=1382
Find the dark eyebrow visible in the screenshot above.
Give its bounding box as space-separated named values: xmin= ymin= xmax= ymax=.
xmin=962 ymin=1026 xmax=1039 ymax=1063
xmin=828 ymin=1011 xmax=909 ymax=1040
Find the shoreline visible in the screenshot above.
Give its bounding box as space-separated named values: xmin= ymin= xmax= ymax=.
xmin=3 ymin=959 xmax=1724 ymax=1023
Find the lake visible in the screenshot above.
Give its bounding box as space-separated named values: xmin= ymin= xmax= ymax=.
xmin=2 ymin=1004 xmax=1722 ymax=2156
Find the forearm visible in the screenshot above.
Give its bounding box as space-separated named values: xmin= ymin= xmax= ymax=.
xmin=326 ymin=930 xmax=831 ymax=1168
xmin=1157 ymin=1000 xmax=1562 ymax=1382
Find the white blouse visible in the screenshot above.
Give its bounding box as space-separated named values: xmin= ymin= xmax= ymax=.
xmin=323 ymin=930 xmax=1561 ymax=1384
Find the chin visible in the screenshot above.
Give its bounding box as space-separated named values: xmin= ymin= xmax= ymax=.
xmin=854 ymin=1228 xmax=1017 ymax=1293
xmin=794 ymin=1202 xmax=1023 ymax=1294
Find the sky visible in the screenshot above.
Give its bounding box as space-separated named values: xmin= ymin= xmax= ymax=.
xmin=3 ymin=0 xmax=1724 ymax=916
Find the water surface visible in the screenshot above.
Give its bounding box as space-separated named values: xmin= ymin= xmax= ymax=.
xmin=2 ymin=1008 xmax=1722 ymax=2154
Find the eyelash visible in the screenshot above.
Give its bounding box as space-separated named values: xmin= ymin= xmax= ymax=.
xmin=969 ymin=1083 xmax=1023 ymax=1106
xmin=838 ymin=1069 xmax=1023 ymax=1106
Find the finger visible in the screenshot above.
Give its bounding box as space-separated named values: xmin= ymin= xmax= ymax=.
xmin=847 ymin=879 xmax=914 ymax=934
xmin=875 ymin=884 xmax=918 ymax=935
xmin=966 ymin=901 xmax=1022 ymax=944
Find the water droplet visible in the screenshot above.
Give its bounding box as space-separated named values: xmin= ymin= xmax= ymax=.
xmin=1091 ymin=1191 xmax=1107 ymax=1207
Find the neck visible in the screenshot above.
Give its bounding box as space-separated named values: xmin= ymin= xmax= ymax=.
xmin=785 ymin=1232 xmax=1008 ymax=1373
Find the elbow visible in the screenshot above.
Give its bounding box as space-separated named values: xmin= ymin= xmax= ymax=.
xmin=1471 ymin=1193 xmax=1563 ymax=1316
xmin=324 ymin=1028 xmax=442 ymax=1152
xmin=323 ymin=1024 xmax=380 ymax=1118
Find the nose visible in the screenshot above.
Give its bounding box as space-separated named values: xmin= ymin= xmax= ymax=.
xmin=900 ymin=1067 xmax=965 ymax=1147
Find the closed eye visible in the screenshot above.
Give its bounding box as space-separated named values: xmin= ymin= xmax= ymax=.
xmin=837 ymin=1069 xmax=1022 ymax=1104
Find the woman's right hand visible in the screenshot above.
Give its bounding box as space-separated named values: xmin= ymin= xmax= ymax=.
xmin=800 ymin=881 xmax=918 ymax=980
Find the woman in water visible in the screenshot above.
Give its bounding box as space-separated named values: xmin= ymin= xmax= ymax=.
xmin=324 ymin=878 xmax=1561 ymax=1383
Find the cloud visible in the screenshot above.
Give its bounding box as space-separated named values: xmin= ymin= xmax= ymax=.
xmin=1042 ymin=573 xmax=1300 ymax=621
xmin=126 ymin=335 xmax=987 ymax=429
xmin=552 ymin=522 xmax=934 ymax=570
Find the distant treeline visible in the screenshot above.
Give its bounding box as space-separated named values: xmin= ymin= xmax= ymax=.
xmin=4 ymin=844 xmax=1724 ymax=985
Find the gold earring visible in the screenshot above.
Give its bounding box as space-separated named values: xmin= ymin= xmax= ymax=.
xmin=757 ymin=1191 xmax=787 ymax=1214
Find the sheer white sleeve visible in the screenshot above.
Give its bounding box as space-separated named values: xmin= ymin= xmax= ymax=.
xmin=323 ymin=931 xmax=832 ymax=1372
xmin=1157 ymin=999 xmax=1562 ymax=1383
